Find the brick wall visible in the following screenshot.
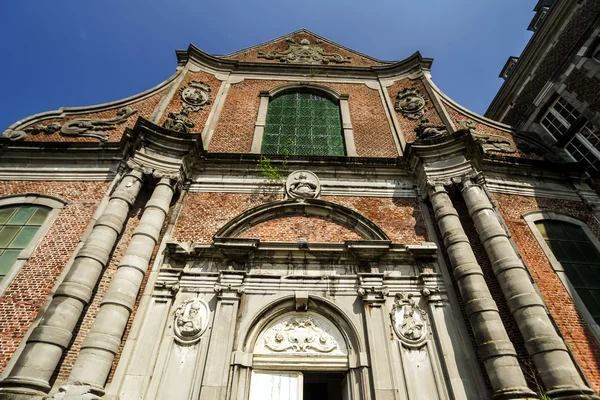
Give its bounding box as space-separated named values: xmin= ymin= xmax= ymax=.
xmin=172 ymin=193 xmax=427 ymax=244
xmin=225 ymin=31 xmax=385 ymax=67
xmin=495 ymin=193 xmax=600 ymax=391
xmin=503 ymin=0 xmax=600 ymax=127
xmin=387 ymin=78 xmax=442 ymax=143
xmin=209 ymin=80 xmax=397 ymax=157
xmin=22 ymin=89 xmax=168 ymax=143
xmin=0 ymin=181 xmax=109 ymax=374
xmin=565 ymin=67 xmax=600 ymax=111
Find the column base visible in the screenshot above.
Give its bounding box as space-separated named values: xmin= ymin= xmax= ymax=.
xmin=51 ymin=383 xmax=104 ymax=400
xmin=0 ymin=387 xmax=48 ymax=400
xmin=492 ymin=387 xmax=538 ymax=400
xmin=546 ymin=387 xmax=600 ymax=400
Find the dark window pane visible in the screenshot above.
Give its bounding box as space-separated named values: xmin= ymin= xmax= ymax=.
xmin=7 ymin=206 xmax=36 ymax=225
xmin=27 ymin=207 xmax=50 ymax=225
xmin=0 ymin=226 xmax=21 ymax=248
xmin=0 ymin=207 xmax=17 ymax=225
xmin=0 ymin=250 xmax=20 ymax=276
xmin=8 ymin=226 xmax=39 ymax=249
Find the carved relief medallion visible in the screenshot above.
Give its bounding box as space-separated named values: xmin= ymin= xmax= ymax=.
xmin=395 ymin=88 xmax=428 ymax=120
xmin=180 ymin=81 xmax=212 ymax=108
xmin=285 ymin=170 xmax=321 ymax=199
xmin=263 ymin=317 xmax=339 ymax=353
xmin=173 ymin=298 xmax=209 ymax=344
xmin=391 ymin=294 xmax=427 ymax=343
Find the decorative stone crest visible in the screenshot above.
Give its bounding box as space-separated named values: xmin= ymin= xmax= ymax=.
xmin=173 ymin=298 xmax=209 ymax=344
xmin=395 ymin=88 xmax=428 ymax=120
xmin=162 ymin=81 xmax=212 ymax=133
xmin=414 ymin=118 xmax=449 ymax=140
xmin=179 ymin=80 xmax=212 ymax=108
xmin=258 ymin=38 xmax=351 ymax=65
xmin=2 ymin=107 xmax=137 ymax=141
xmin=263 ymin=317 xmax=339 ymax=353
xmin=285 ymin=170 xmax=321 ymax=199
xmin=391 ymin=293 xmax=427 ymax=343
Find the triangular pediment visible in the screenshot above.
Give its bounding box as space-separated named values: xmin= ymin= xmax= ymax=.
xmin=223 ymin=28 xmax=390 ymax=67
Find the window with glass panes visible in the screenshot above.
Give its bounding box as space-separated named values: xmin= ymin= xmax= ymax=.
xmin=0 ymin=205 xmax=50 ymax=280
xmin=535 ymin=220 xmax=600 ymax=324
xmin=540 ymin=97 xmax=600 ymax=171
xmin=262 ymin=91 xmax=345 ymax=156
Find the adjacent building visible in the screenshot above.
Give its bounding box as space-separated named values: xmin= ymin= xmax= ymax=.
xmin=0 ymin=25 xmax=599 ymax=399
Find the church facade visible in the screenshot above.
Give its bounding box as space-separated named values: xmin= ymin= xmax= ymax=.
xmin=0 ymin=28 xmax=599 ymax=400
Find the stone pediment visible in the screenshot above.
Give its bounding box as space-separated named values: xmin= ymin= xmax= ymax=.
xmin=223 ymin=29 xmax=389 ymax=67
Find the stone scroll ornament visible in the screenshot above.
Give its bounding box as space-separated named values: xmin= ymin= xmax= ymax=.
xmin=395 ymin=88 xmax=428 ymax=120
xmin=162 ymin=81 xmax=212 ymax=133
xmin=2 ymin=107 xmax=137 ymax=141
xmin=263 ymin=317 xmax=339 ymax=353
xmin=391 ymin=293 xmax=427 ymax=344
xmin=257 ymin=38 xmax=351 ymax=65
xmin=458 ymin=119 xmax=517 ymax=154
xmin=173 ymin=298 xmax=209 ymax=344
xmin=285 ymin=170 xmax=321 ymax=199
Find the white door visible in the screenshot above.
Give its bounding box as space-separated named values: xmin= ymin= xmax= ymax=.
xmin=249 ymin=370 xmax=303 ymax=400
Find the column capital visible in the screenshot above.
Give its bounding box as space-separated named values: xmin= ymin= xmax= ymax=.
xmin=126 ymin=159 xmax=181 ymax=182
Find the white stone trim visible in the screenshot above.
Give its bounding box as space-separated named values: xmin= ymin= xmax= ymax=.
xmin=523 ymin=211 xmax=600 ymax=343
xmin=0 ymin=194 xmax=66 ymax=298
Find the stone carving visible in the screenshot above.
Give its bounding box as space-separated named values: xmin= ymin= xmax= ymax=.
xmin=458 ymin=119 xmax=517 ymax=154
xmin=263 ymin=317 xmax=339 ymax=353
xmin=391 ymin=294 xmax=427 ymax=343
xmin=163 ymin=106 xmax=196 ymax=133
xmin=414 ymin=118 xmax=449 ymax=140
xmin=173 ymin=298 xmax=209 ymax=344
xmin=258 ymin=38 xmax=351 ymax=65
xmin=395 ymin=88 xmax=428 ymax=120
xmin=285 ymin=170 xmax=321 ymax=199
xmin=162 ymin=81 xmax=212 ymax=133
xmin=2 ymin=108 xmax=137 ymax=142
xmin=179 ymin=80 xmax=212 ymax=108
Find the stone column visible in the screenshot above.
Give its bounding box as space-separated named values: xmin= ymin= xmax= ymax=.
xmin=358 ymin=275 xmax=402 ymax=400
xmin=461 ymin=179 xmax=597 ymax=399
xmin=0 ymin=170 xmax=144 ymax=398
xmin=61 ymin=177 xmax=175 ymax=395
xmin=428 ymin=184 xmax=535 ymax=399
xmin=199 ymin=272 xmax=244 ymax=400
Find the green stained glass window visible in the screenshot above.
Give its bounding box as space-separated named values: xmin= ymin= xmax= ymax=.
xmin=262 ymin=91 xmax=345 ymax=156
xmin=536 ymin=220 xmax=600 ymax=324
xmin=0 ymin=205 xmax=50 ymax=280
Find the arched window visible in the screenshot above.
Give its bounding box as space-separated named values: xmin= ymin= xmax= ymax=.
xmin=0 ymin=205 xmax=51 ymax=280
xmin=262 ymin=91 xmax=345 ymax=156
xmin=535 ymin=219 xmax=600 ymax=324
xmin=525 ymin=211 xmax=600 ymax=340
xmin=0 ymin=195 xmax=65 ymax=295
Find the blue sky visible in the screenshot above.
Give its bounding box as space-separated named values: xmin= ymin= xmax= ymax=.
xmin=0 ymin=0 xmax=536 ymax=131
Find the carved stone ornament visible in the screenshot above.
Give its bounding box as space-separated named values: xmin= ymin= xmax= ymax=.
xmin=458 ymin=119 xmax=517 ymax=154
xmin=173 ymin=298 xmax=209 ymax=344
xmin=395 ymin=88 xmax=428 ymax=120
xmin=263 ymin=317 xmax=340 ymax=354
xmin=285 ymin=170 xmax=321 ymax=199
xmin=257 ymin=38 xmax=351 ymax=65
xmin=163 ymin=106 xmax=196 ymax=133
xmin=391 ymin=293 xmax=427 ymax=343
xmin=2 ymin=107 xmax=137 ymax=142
xmin=414 ymin=118 xmax=449 ymax=140
xmin=179 ymin=80 xmax=212 ymax=108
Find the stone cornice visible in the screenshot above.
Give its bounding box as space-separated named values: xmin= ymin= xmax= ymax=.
xmin=179 ymin=43 xmax=432 ymax=79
